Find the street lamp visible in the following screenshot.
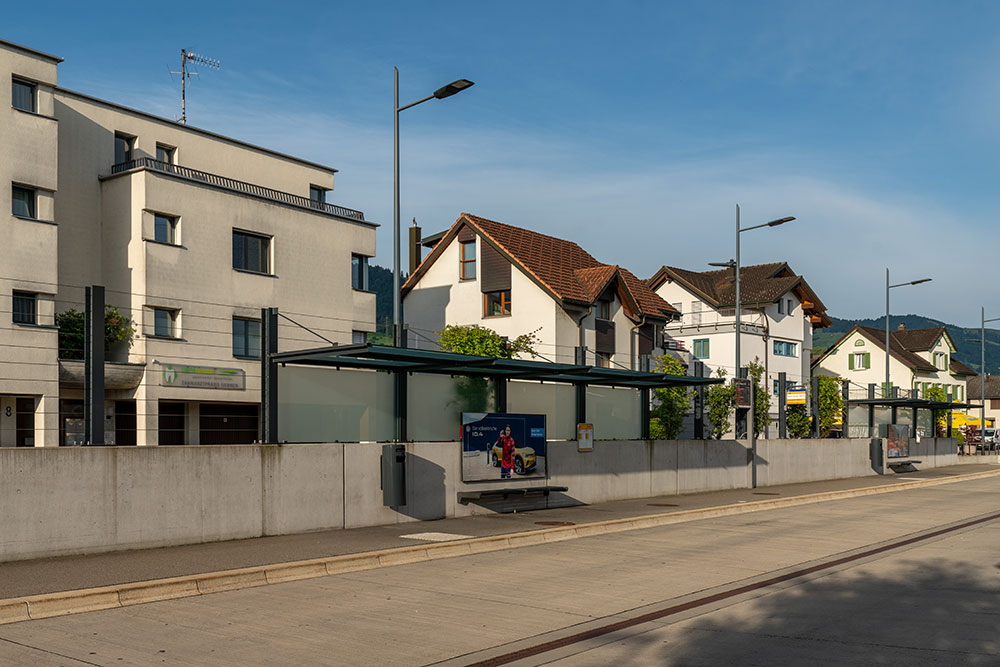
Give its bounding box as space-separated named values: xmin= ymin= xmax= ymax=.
xmin=708 ymin=205 xmax=795 ymax=379
xmin=979 ymin=308 xmax=1000 ymax=437
xmin=884 ymin=270 xmax=931 ymax=397
xmin=393 ymin=69 xmax=475 ymax=346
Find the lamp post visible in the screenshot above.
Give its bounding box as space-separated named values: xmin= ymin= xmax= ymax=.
xmin=884 ymin=270 xmax=931 ymax=397
xmin=393 ymin=69 xmax=474 ymax=346
xmin=709 ymin=205 xmax=795 ymax=380
xmin=980 ymin=308 xmax=1000 ymax=439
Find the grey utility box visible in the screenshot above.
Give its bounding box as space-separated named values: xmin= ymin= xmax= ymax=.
xmin=381 ymin=444 xmax=407 ymax=507
xmin=870 ymin=438 xmax=883 ymax=469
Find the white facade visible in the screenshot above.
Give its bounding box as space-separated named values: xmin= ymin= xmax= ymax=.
xmin=814 ymin=328 xmax=971 ymax=403
xmin=0 ymin=39 xmax=375 ymax=446
xmin=653 ymin=281 xmax=815 ymax=417
xmin=403 ymin=218 xmax=667 ymax=369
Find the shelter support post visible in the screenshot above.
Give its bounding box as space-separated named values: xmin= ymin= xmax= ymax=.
xmin=693 ymin=361 xmax=705 ymax=439
xmin=84 ymin=285 xmax=105 ymax=446
xmin=495 ymin=377 xmax=507 ymax=413
xmin=778 ymin=372 xmax=787 ymax=438
xmin=841 ymin=380 xmax=850 ymax=435
xmin=640 ymin=388 xmax=650 ymax=440
xmin=868 ymin=383 xmax=876 ymax=438
xmin=811 ymin=375 xmax=820 ymax=438
xmin=575 ymin=382 xmax=586 ymax=427
xmin=395 ymin=371 xmax=408 ymax=443
xmin=260 ymin=307 xmax=279 ymax=443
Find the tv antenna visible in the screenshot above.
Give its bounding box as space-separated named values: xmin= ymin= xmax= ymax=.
xmin=170 ymin=49 xmax=221 ymax=124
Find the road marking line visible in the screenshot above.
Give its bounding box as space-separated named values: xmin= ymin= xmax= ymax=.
xmin=1 ymin=467 xmax=997 ymax=625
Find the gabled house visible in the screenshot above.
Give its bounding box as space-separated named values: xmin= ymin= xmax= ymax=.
xmin=646 ymin=262 xmax=830 ymax=407
xmin=402 ymin=213 xmax=679 ymax=368
xmin=967 ymin=375 xmax=1000 ymax=428
xmin=812 ymin=324 xmax=977 ymax=402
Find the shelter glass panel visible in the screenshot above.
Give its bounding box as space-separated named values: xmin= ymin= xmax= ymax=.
xmin=508 ymin=380 xmax=576 ymax=440
xmin=588 ymin=386 xmax=641 ymax=440
xmin=277 ymin=366 xmax=394 ymax=442
xmin=408 ymin=373 xmax=494 ymax=441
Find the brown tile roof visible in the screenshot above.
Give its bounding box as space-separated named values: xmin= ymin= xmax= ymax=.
xmin=949 ymin=357 xmax=978 ymax=377
xmin=856 ymin=326 xmax=938 ymax=372
xmin=967 ymin=374 xmax=1000 ymax=399
xmin=892 ymin=326 xmax=948 ymax=351
xmin=403 ymin=213 xmax=679 ymax=321
xmin=648 ymin=262 xmax=831 ymax=327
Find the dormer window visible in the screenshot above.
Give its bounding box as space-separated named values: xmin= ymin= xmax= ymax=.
xmin=597 ymin=300 xmax=611 ymax=320
xmin=460 ymin=240 xmax=476 ymax=280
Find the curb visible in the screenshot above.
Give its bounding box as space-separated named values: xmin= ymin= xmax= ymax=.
xmin=2 ymin=468 xmax=997 ymax=625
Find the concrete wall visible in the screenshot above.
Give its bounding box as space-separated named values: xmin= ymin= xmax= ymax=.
xmin=0 ymin=437 xmax=975 ymax=562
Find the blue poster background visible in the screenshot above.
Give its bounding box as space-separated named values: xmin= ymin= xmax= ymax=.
xmin=461 ymin=413 xmax=547 ymax=482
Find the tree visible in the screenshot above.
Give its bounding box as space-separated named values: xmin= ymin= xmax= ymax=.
xmin=649 ymin=355 xmax=691 ymax=440
xmin=816 ymin=375 xmax=844 ymax=437
xmin=786 ymin=404 xmax=811 ymax=438
xmin=437 ymin=324 xmax=541 ymax=415
xmin=923 ymin=385 xmax=949 ymax=436
xmin=745 ymin=359 xmax=770 ymax=437
xmin=705 ymin=367 xmax=735 ymax=439
xmin=55 ymin=307 xmax=136 ymax=360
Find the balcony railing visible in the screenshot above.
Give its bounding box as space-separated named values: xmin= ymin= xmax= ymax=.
xmin=110 ymin=158 xmax=366 ymax=221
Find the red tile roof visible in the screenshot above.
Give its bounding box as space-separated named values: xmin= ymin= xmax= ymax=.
xmin=403 ymin=213 xmax=679 ymax=321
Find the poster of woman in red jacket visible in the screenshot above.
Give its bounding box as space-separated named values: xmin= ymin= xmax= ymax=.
xmin=496 ymin=425 xmax=516 ymax=479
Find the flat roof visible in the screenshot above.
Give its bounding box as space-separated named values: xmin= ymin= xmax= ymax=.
xmin=271 ymin=344 xmax=724 ymax=390
xmin=848 ymin=398 xmax=979 ymax=410
xmin=0 ymin=38 xmax=63 ymax=63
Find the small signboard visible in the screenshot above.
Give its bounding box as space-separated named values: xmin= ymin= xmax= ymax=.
xmin=577 ymin=423 xmax=594 ymax=451
xmin=786 ymin=387 xmax=807 ymax=405
xmin=159 ymin=363 xmax=246 ymax=391
xmin=461 ymin=413 xmax=547 ymax=482
xmin=734 ymin=378 xmax=753 ymax=409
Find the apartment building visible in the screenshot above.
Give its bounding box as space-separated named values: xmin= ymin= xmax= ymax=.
xmin=813 ymin=324 xmax=976 ymax=402
xmin=647 ymin=262 xmax=831 ymax=422
xmin=0 ymin=39 xmax=376 ymax=446
xmin=402 ymin=213 xmax=678 ymax=368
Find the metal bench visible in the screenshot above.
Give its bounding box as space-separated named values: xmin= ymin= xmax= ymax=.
xmin=887 ymin=459 xmax=922 ymax=471
xmin=457 ymin=486 xmax=568 ymax=503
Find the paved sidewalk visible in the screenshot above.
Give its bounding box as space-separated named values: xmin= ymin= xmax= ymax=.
xmin=1 ymin=463 xmax=996 ymax=599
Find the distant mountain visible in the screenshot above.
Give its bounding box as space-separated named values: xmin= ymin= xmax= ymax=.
xmin=813 ymin=314 xmax=1000 ymax=375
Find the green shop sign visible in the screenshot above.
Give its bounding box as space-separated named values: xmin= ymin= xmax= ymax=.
xmin=159 ymin=363 xmax=246 ymax=390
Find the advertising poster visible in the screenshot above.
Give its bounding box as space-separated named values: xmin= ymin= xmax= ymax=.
xmin=887 ymin=424 xmax=910 ymax=459
xmin=461 ymin=413 xmax=546 ymax=482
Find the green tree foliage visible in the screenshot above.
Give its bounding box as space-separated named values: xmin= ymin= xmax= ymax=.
xmin=745 ymin=359 xmax=770 ymax=437
xmin=923 ymin=385 xmax=949 ymax=435
xmin=705 ymin=367 xmax=735 ymax=439
xmin=437 ymin=324 xmax=541 ymax=416
xmin=816 ymin=375 xmax=844 ymax=437
xmin=649 ymin=355 xmax=691 ymax=440
xmin=55 ymin=307 xmax=136 ymax=360
xmin=786 ymin=404 xmax=811 ymax=438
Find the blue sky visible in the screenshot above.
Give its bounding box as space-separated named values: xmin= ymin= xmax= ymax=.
xmin=9 ymin=1 xmax=1000 ymax=326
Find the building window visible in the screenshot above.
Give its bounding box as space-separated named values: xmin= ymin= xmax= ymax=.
xmin=309 ymin=185 xmax=329 ymax=205
xmin=12 ymin=291 xmax=37 ymax=325
xmin=12 ymin=78 xmax=35 ymax=112
xmin=484 ymin=289 xmax=511 ymax=317
xmin=352 ymin=254 xmax=369 ymax=290
xmin=153 ymin=308 xmax=177 ymax=338
xmin=850 ymin=351 xmax=870 ymax=370
xmin=787 ymin=299 xmax=794 ymax=314
xmin=596 ymin=352 xmax=611 ymax=368
xmin=773 ymin=379 xmax=780 ymax=395
xmin=11 ymin=185 xmax=35 ymax=218
xmin=154 ymin=214 xmax=177 ymax=244
xmin=773 ymin=340 xmax=798 ymax=357
xmin=777 ymin=300 xmax=784 ymax=315
xmin=352 ymin=330 xmax=368 ymax=345
xmin=598 ymin=300 xmax=611 ymax=320
xmin=693 ymin=338 xmax=710 ymax=359
xmin=155 ymin=144 xmax=175 ymax=164
xmin=232 ymin=230 xmax=271 ymax=274
xmin=933 ymin=352 xmax=948 ymax=370
xmin=114 ymin=132 xmax=135 ymax=165
xmin=232 ymin=317 xmax=261 ymax=359
xmin=460 ymin=240 xmax=476 ymax=280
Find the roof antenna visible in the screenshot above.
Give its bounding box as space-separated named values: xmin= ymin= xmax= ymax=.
xmin=170 ymin=49 xmax=221 ymax=124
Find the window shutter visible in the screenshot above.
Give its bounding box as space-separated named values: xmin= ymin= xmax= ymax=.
xmin=864 ymin=352 xmax=870 ymax=369
xmin=848 ymin=354 xmax=855 ymax=370
xmin=480 ymin=241 xmax=511 ymax=293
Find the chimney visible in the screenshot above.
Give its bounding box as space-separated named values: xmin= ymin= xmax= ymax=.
xmin=408 ymin=218 xmax=422 ymax=275
xmin=897 ymin=322 xmax=906 ymax=331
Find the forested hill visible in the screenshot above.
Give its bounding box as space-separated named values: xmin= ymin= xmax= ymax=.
xmin=813 ymin=314 xmax=1000 ymax=374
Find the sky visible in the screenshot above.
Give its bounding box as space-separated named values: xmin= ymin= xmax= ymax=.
xmin=8 ymin=1 xmax=1000 ymax=326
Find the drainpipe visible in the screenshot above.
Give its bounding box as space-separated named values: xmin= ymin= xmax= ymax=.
xmin=630 ymin=314 xmax=649 ymax=371
xmin=575 ymin=305 xmax=594 ymax=365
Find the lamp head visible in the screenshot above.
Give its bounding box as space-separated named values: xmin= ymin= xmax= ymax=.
xmin=433 ymin=79 xmax=475 ymax=99
xmin=910 ymin=278 xmax=932 ymax=285
xmin=767 ymin=216 xmax=796 ymax=227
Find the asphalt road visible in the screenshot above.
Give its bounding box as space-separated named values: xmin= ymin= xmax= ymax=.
xmin=1 ymin=475 xmax=998 ymax=666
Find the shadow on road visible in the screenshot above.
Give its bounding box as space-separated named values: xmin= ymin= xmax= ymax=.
xmin=628 ymin=560 xmax=1000 ymax=666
